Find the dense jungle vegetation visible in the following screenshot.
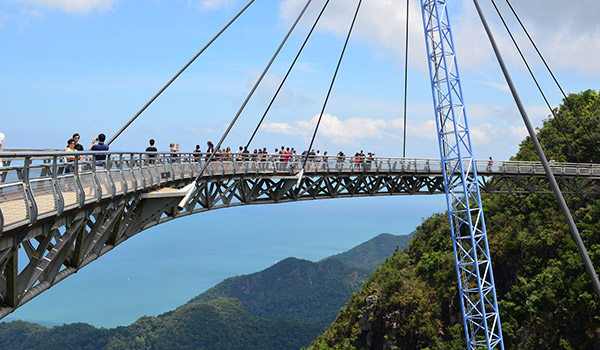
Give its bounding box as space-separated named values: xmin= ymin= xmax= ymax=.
xmin=306 ymin=89 xmax=600 ymax=350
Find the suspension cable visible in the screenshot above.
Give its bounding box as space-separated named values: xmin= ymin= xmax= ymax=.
xmin=488 ymin=0 xmax=581 ymax=162
xmin=302 ymin=0 xmax=363 ymax=169
xmin=502 ymin=0 xmax=600 ymax=156
xmin=107 ymin=0 xmax=256 ymax=146
xmin=245 ymin=0 xmax=333 ymax=149
xmin=402 ymin=0 xmax=410 ymax=158
xmin=473 ymin=0 xmax=600 ymax=301
xmin=188 ymin=0 xmax=314 ymax=187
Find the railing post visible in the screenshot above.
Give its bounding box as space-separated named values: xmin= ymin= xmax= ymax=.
xmin=170 ymin=153 xmax=175 ymax=179
xmin=73 ymin=155 xmax=85 ymax=207
xmin=118 ymin=154 xmax=128 ymax=193
xmin=179 ymin=153 xmax=184 ymax=178
xmin=106 ymin=154 xmax=116 ymax=197
xmin=147 ymin=153 xmax=157 ymax=186
xmin=137 ymin=154 xmax=147 ymax=188
xmin=22 ymin=156 xmax=38 ymax=225
xmin=90 ymin=155 xmax=102 ymax=201
xmin=130 ymin=154 xmax=139 ymax=190
xmin=52 ymin=155 xmax=64 ymax=215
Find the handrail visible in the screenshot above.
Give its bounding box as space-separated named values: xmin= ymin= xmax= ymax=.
xmin=1 ymin=152 xmax=599 ymax=233
xmin=0 ymin=151 xmax=598 ymax=165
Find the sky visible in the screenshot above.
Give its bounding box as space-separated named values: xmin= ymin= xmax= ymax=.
xmin=0 ymin=0 xmax=599 ymax=327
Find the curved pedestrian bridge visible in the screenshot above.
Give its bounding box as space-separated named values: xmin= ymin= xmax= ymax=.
xmin=1 ymin=151 xmax=598 ymax=233
xmin=0 ymin=151 xmax=598 ymax=318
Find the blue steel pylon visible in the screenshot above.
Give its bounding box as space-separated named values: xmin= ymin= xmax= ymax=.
xmin=418 ymin=0 xmax=504 ymax=349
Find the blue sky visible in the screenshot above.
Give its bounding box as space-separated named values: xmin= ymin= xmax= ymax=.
xmin=1 ymin=0 xmax=599 ymax=327
xmin=1 ymin=0 xmax=598 ymax=159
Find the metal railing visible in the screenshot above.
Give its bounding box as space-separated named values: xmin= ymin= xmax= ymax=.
xmin=1 ymin=151 xmax=599 ymax=233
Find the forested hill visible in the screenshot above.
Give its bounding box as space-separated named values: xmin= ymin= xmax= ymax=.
xmin=323 ymin=233 xmax=414 ymax=271
xmin=306 ymin=90 xmax=600 ymax=350
xmin=188 ymin=232 xmax=413 ymax=324
xmin=0 ymin=233 xmax=413 ymax=349
xmin=0 ymin=298 xmax=324 ymax=350
xmin=189 ymin=257 xmax=371 ymax=324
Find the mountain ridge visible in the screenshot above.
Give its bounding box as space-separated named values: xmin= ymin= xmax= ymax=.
xmin=0 ymin=232 xmax=414 ymax=349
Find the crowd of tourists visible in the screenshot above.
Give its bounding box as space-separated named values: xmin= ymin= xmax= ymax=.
xmin=167 ymin=141 xmax=377 ymax=169
xmin=60 ymin=133 xmax=377 ymax=169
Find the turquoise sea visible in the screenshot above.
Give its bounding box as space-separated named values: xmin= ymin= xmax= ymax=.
xmin=5 ymin=195 xmax=446 ymax=327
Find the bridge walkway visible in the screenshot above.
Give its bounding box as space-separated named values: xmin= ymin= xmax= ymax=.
xmin=2 ymin=151 xmax=599 ymax=234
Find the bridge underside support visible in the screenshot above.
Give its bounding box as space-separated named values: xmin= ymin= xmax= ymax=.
xmin=0 ymin=189 xmax=186 ymax=318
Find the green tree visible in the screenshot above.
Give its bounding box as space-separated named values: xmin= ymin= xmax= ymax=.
xmin=308 ymin=89 xmax=600 ymax=350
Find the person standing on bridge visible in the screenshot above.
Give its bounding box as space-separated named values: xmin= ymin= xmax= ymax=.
xmin=90 ymin=133 xmax=109 ymax=166
xmin=146 ymin=139 xmax=158 ymax=164
xmin=242 ymin=146 xmax=250 ymax=161
xmin=236 ymin=146 xmax=243 ymax=161
xmin=321 ymin=151 xmax=329 ymax=170
xmin=193 ymin=145 xmax=201 ymax=163
xmin=169 ymin=142 xmax=179 ymax=163
xmin=64 ymin=138 xmax=77 ymax=173
xmin=72 ymin=133 xmax=84 ymax=151
xmin=206 ymin=141 xmax=214 ymax=161
xmin=366 ymin=152 xmax=374 ymax=171
xmin=336 ymin=151 xmax=345 ymax=171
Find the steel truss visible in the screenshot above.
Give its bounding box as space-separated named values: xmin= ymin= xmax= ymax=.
xmin=419 ymin=0 xmax=504 ymax=348
xmin=0 ymin=172 xmax=452 ymax=318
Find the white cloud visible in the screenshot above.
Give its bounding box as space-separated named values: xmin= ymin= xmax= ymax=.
xmin=469 ymin=123 xmax=495 ymax=145
xmin=189 ymin=0 xmax=235 ymax=11
xmin=509 ymin=125 xmax=528 ymax=140
xmin=263 ymin=114 xmax=388 ymax=145
xmin=260 ymin=111 xmax=502 ymax=150
xmin=261 ymin=121 xmax=297 ymax=135
xmin=279 ymin=0 xmax=600 ymax=76
xmin=406 ymin=119 xmax=437 ymax=141
xmin=479 ymin=81 xmax=510 ymax=93
xmin=9 ymin=0 xmax=115 ymax=13
xmin=279 ymin=0 xmax=429 ymax=71
xmin=294 ymin=62 xmax=319 ymax=73
xmin=262 ymin=113 xmax=442 ymax=146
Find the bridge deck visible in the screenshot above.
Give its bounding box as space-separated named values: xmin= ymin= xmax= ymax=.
xmin=1 ymin=152 xmax=599 ymax=234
